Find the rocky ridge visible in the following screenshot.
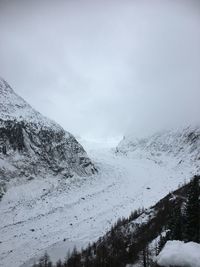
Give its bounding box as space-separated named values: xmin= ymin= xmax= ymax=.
xmin=0 ymin=78 xmax=97 ymax=197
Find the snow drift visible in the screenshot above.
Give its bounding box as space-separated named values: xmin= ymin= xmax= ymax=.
xmin=156 ymin=241 xmax=200 ymax=267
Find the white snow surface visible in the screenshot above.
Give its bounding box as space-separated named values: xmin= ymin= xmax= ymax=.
xmin=0 ymin=139 xmax=198 ymax=267
xmin=156 ymin=241 xmax=200 ymax=267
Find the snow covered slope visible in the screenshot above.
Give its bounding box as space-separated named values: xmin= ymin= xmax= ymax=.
xmin=0 ymin=77 xmax=97 ymax=188
xmin=117 ymin=127 xmax=200 ymax=172
xmin=0 ymin=141 xmax=197 ymax=267
xmin=58 ymin=179 xmax=195 ymax=267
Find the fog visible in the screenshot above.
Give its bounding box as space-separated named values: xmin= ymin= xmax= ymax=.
xmin=0 ymin=0 xmax=200 ymax=140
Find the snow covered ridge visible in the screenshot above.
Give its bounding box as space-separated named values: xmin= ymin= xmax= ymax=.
xmin=0 ymin=78 xmax=59 ymax=128
xmin=156 ymin=241 xmax=200 ymax=267
xmin=0 ymin=78 xmax=97 ymax=185
xmin=117 ymin=127 xmax=200 ymax=169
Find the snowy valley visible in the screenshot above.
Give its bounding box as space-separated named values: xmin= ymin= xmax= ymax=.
xmin=0 ymin=0 xmax=200 ymax=265
xmin=0 ymin=79 xmax=199 ymax=267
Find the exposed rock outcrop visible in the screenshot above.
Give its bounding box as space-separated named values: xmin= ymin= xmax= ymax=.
xmin=0 ymin=77 xmax=97 ymax=185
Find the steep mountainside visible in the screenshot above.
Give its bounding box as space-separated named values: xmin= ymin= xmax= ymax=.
xmin=117 ymin=127 xmax=200 ymax=171
xmin=0 ymin=78 xmax=97 ymax=187
xmin=73 ymin=181 xmax=191 ymax=267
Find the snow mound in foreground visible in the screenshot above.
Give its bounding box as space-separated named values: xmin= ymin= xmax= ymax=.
xmin=156 ymin=241 xmax=200 ymax=267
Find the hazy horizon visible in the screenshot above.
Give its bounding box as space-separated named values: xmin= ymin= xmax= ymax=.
xmin=0 ymin=0 xmax=200 ymax=140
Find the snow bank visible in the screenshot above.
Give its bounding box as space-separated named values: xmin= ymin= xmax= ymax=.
xmin=156 ymin=240 xmax=200 ymax=267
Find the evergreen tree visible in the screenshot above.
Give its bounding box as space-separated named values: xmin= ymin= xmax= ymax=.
xmin=169 ymin=207 xmax=183 ymax=241
xmin=38 ymin=252 xmax=52 ymax=267
xmin=66 ymin=247 xmax=81 ymax=267
xmin=184 ymin=176 xmax=200 ymax=243
xmin=158 ymin=234 xmax=168 ymax=253
xmin=56 ymin=259 xmax=62 ymax=267
xmin=2 ymin=145 xmax=6 ymax=155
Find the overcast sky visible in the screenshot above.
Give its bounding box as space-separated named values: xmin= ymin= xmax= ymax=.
xmin=0 ymin=0 xmax=200 ymax=140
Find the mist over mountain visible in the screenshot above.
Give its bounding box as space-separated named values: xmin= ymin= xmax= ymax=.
xmin=0 ymin=0 xmax=200 ymax=139
xmin=117 ymin=126 xmax=200 ymax=172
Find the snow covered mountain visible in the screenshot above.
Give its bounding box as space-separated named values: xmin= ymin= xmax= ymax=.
xmin=116 ymin=127 xmax=200 ymax=172
xmin=0 ymin=78 xmax=97 ymax=191
xmin=1 ymin=78 xmax=200 ymax=267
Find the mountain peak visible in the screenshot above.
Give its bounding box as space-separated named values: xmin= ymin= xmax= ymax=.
xmin=0 ymin=77 xmax=15 ymax=94
xmin=0 ymin=78 xmax=62 ymax=131
xmin=0 ymin=77 xmax=33 ymax=121
xmin=0 ymin=77 xmax=97 ymax=181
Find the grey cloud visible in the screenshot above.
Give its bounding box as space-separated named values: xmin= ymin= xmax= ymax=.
xmin=0 ymin=0 xmax=200 ymax=140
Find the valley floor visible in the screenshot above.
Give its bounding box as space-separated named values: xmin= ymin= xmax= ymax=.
xmin=0 ymin=141 xmax=197 ymax=267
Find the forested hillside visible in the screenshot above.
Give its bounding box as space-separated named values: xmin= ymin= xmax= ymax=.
xmin=31 ymin=176 xmax=200 ymax=267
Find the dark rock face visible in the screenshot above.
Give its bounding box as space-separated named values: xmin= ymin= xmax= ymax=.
xmin=0 ymin=120 xmax=26 ymax=153
xmin=0 ymin=77 xmax=97 ymax=183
